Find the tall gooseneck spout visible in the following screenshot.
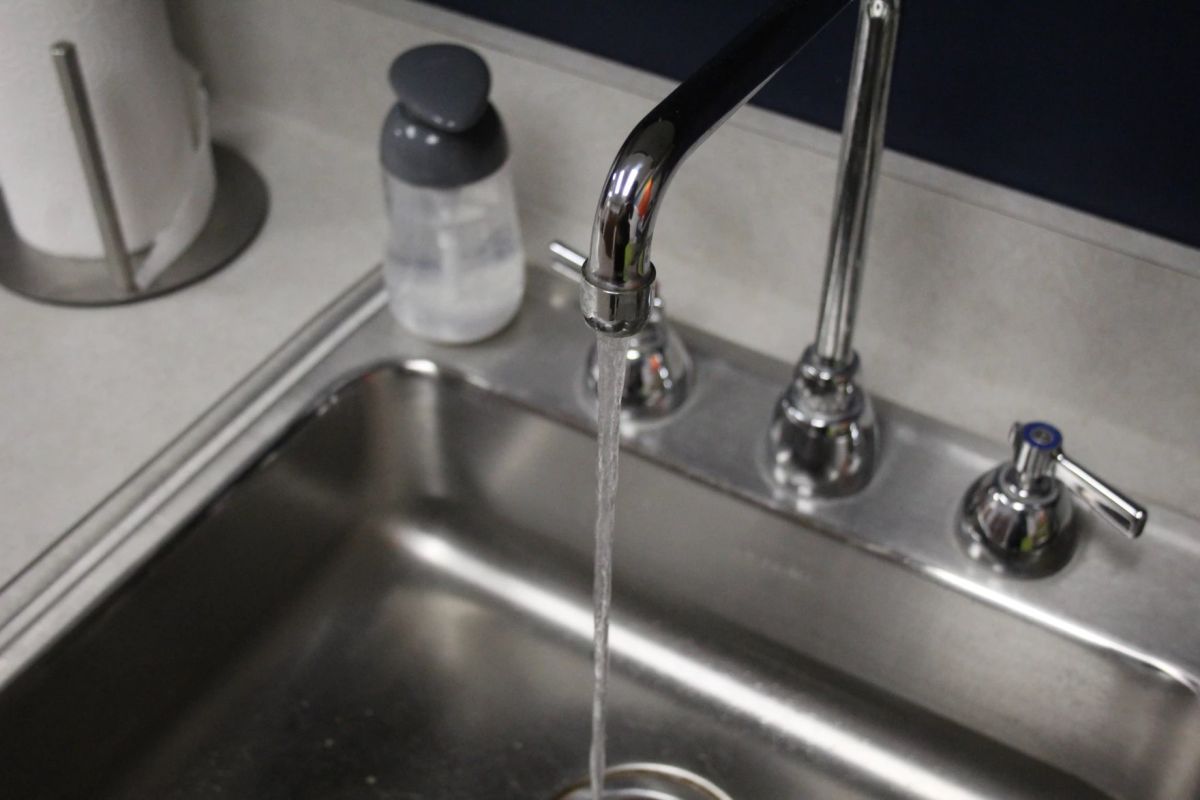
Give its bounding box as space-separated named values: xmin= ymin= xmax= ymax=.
xmin=813 ymin=0 xmax=900 ymax=367
xmin=770 ymin=0 xmax=900 ymax=497
xmin=580 ymin=0 xmax=853 ymax=336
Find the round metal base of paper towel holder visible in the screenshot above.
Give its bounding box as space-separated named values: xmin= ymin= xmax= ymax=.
xmin=0 ymin=144 xmax=268 ymax=307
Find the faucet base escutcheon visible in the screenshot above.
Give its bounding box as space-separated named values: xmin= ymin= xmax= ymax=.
xmin=958 ymin=463 xmax=1078 ymax=577
xmin=767 ymin=345 xmax=877 ymax=498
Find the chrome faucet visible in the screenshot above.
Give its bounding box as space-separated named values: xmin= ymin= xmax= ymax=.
xmin=551 ymin=240 xmax=692 ymax=419
xmin=579 ymin=0 xmax=900 ymax=496
xmin=959 ymin=421 xmax=1147 ymax=576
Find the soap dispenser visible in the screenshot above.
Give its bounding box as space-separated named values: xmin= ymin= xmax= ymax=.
xmin=380 ymin=43 xmax=525 ymax=343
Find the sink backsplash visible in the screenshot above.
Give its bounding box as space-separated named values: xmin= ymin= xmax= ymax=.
xmin=169 ymin=0 xmax=1200 ymax=516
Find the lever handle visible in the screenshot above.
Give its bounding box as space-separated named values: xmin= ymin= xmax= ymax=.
xmin=1009 ymin=422 xmax=1147 ymax=539
xmin=548 ymin=240 xmax=585 ymax=282
xmin=1054 ymin=451 xmax=1146 ymax=538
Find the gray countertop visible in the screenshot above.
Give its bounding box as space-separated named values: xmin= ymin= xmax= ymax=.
xmin=0 ymin=101 xmax=383 ymax=589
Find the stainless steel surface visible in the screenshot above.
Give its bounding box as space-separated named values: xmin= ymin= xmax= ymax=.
xmin=580 ymin=0 xmax=852 ymax=335
xmin=959 ymin=421 xmax=1149 ymax=577
xmin=0 ymin=145 xmax=267 ymax=306
xmin=768 ymin=0 xmax=899 ymax=497
xmin=553 ymin=241 xmax=692 ymax=419
xmin=51 ymin=41 xmax=137 ymax=296
xmin=0 ymin=268 xmax=1197 ymax=799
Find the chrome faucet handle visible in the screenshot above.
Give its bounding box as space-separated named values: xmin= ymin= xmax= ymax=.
xmin=548 ymin=240 xmax=589 ymax=283
xmin=958 ymin=421 xmax=1147 ymax=576
xmin=1007 ymin=421 xmax=1146 ymax=538
xmin=549 ymin=241 xmax=692 ymax=419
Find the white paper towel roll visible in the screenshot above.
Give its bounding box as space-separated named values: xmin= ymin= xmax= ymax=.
xmin=0 ymin=0 xmax=215 ymax=271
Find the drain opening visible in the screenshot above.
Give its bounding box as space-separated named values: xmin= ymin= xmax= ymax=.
xmin=554 ymin=763 xmax=733 ymax=800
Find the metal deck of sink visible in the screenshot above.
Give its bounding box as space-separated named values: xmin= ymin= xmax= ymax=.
xmin=1 ymin=268 xmax=1198 ymax=799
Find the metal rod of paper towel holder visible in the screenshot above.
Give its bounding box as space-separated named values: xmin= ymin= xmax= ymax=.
xmin=50 ymin=41 xmax=138 ymax=295
xmin=0 ymin=42 xmax=267 ymax=307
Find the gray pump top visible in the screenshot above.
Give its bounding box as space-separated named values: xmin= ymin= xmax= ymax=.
xmin=380 ymin=43 xmax=509 ymax=188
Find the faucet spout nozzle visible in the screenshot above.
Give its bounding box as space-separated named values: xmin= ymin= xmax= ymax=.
xmin=580 ymin=263 xmax=656 ymax=337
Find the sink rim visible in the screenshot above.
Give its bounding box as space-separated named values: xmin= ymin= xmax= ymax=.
xmin=1 ymin=264 xmax=1198 ymax=723
xmin=0 ymin=368 xmax=1137 ymax=799
xmin=1 ymin=265 xmax=1198 ymax=799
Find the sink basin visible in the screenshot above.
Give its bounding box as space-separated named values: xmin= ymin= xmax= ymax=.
xmin=1 ymin=270 xmax=1197 ymax=799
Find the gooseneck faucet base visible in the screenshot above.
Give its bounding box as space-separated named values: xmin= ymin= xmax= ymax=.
xmin=768 ymin=346 xmax=877 ymax=497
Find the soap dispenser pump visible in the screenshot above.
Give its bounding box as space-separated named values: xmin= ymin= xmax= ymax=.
xmin=380 ymin=43 xmax=525 ymax=343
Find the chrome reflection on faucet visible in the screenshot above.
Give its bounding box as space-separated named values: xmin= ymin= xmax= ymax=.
xmin=578 ymin=0 xmax=901 ymax=495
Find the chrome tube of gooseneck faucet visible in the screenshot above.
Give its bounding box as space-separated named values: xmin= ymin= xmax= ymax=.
xmin=768 ymin=0 xmax=900 ymax=498
xmin=582 ymin=0 xmax=853 ymax=336
xmin=811 ymin=0 xmax=900 ymax=365
xmin=51 ymin=41 xmax=138 ymax=296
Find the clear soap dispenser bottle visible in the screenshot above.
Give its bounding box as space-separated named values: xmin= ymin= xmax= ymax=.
xmin=380 ymin=44 xmax=525 ymax=343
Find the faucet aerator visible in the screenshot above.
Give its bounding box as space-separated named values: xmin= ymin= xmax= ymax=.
xmin=579 ymin=264 xmax=656 ymax=338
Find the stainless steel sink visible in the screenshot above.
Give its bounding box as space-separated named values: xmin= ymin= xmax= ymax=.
xmin=1 ymin=269 xmax=1197 ymax=799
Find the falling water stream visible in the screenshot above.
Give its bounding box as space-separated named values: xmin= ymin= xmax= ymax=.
xmin=589 ymin=334 xmax=629 ymax=800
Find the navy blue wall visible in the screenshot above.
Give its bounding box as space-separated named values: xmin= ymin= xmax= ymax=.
xmin=415 ymin=1 xmax=1199 ymax=249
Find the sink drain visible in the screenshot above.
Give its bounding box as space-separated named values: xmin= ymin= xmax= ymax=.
xmin=554 ymin=763 xmax=733 ymax=800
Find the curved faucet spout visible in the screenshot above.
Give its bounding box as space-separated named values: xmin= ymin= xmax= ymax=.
xmin=580 ymin=0 xmax=853 ymax=336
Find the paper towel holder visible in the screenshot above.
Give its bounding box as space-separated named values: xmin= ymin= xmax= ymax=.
xmin=0 ymin=41 xmax=268 ymax=307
